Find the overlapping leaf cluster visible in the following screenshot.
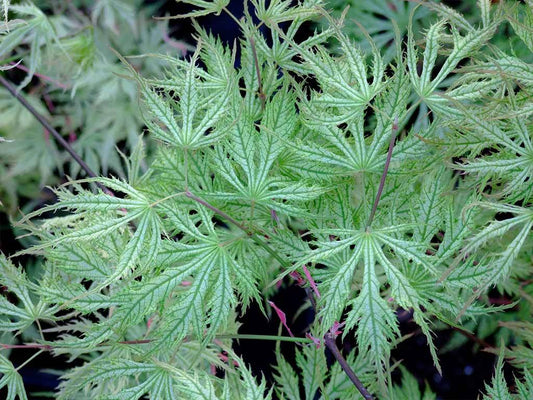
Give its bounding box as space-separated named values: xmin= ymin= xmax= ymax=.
xmin=0 ymin=0 xmax=532 ymax=398
xmin=0 ymin=0 xmax=191 ymax=213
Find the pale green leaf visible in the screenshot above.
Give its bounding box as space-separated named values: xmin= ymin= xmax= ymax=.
xmin=0 ymin=354 xmax=28 ymax=400
xmin=173 ymin=0 xmax=229 ymax=18
xmin=273 ymin=351 xmax=300 ymax=400
xmin=296 ymin=345 xmax=327 ymax=400
xmin=318 ymin=241 xmax=363 ymax=331
xmin=345 ymin=237 xmax=399 ymax=375
xmin=483 ymin=346 xmax=512 ymax=400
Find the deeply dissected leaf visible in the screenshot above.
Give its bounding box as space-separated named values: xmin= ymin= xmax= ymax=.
xmin=0 ymin=354 xmax=28 ymax=400
xmin=1 ymin=0 xmax=532 ymax=399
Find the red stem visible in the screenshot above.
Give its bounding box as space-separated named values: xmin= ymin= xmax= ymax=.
xmin=10 ymin=62 xmax=70 ymax=89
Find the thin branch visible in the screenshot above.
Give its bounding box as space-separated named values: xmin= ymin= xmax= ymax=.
xmin=184 ymin=190 xmax=249 ymax=232
xmin=324 ymin=333 xmax=374 ymax=400
xmin=449 ymin=325 xmax=494 ymax=349
xmin=184 ymin=149 xmax=189 ymax=190
xmin=184 ymin=190 xmax=291 ymax=268
xmin=15 ymin=349 xmax=44 ymax=372
xmin=0 ymin=74 xmax=112 ymax=195
xmin=0 ymin=333 xmax=311 ymax=351
xmin=9 ymin=62 xmax=70 ymax=89
xmin=305 ymin=287 xmax=318 ymax=311
xmin=365 ymin=116 xmax=399 ymax=231
xmin=221 ymin=6 xmax=244 ymax=28
xmin=1 ymin=343 xmax=52 ymax=350
xmin=303 ymin=287 xmax=373 ymax=398
xmin=249 ymin=36 xmax=266 ymax=110
xmin=214 ymin=334 xmax=312 ymax=344
xmin=248 ymin=233 xmax=290 ymax=268
xmin=117 ymin=339 xmax=152 ymax=345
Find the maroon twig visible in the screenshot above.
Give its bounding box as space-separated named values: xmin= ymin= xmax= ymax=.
xmin=366 ymin=116 xmax=399 ymax=231
xmin=1 ymin=343 xmax=53 ymax=350
xmin=324 ymin=332 xmax=374 ymax=400
xmin=9 ymin=62 xmax=70 ymax=89
xmin=249 ymin=37 xmax=266 ymax=110
xmin=449 ymin=325 xmax=493 ymax=349
xmin=184 ymin=190 xmax=249 ymax=233
xmin=0 ymin=74 xmax=112 ymax=196
xmin=303 ymin=287 xmax=374 ymax=398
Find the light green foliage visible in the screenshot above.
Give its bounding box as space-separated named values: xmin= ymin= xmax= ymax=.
xmin=0 ymin=3 xmax=60 ymax=88
xmin=482 ymin=345 xmax=533 ymax=400
xmin=0 ymin=0 xmax=532 ymax=399
xmin=389 ymin=366 xmax=435 ymax=400
xmin=0 ymin=254 xmax=57 ymax=332
xmin=274 ymin=343 xmax=376 ymax=399
xmin=323 ymin=0 xmax=432 ymax=62
xmin=0 ymin=0 xmax=190 ymax=213
xmin=1 ymin=0 xmax=8 ymax=25
xmin=0 ymin=353 xmax=27 ymax=400
xmin=174 ymin=0 xmax=230 ymax=18
xmin=500 ymin=321 xmax=533 ymax=373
